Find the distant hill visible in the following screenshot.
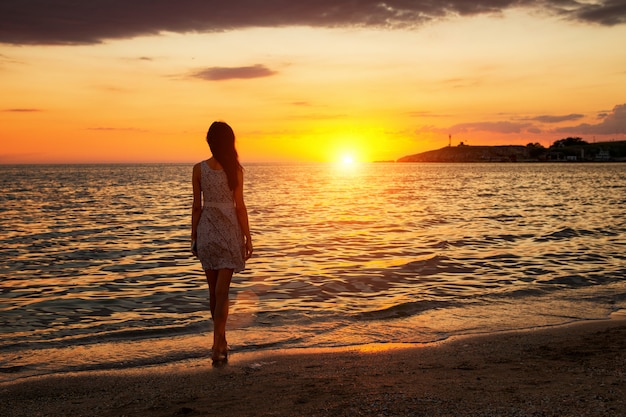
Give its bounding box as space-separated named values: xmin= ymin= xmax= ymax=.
xmin=397 ymin=144 xmax=530 ymax=162
xmin=397 ymin=141 xmax=626 ymax=162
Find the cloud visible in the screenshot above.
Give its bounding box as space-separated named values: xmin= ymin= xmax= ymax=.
xmin=417 ymin=120 xmax=541 ymax=136
xmin=87 ymin=127 xmax=147 ymax=132
xmin=555 ymin=103 xmax=626 ymax=134
xmin=3 ymin=108 xmax=42 ymax=112
xmin=1 ymin=1 xmax=625 ymax=45
xmin=416 ymin=103 xmax=626 ymax=138
xmin=0 ymin=152 xmax=45 ymax=163
xmin=449 ymin=121 xmax=537 ymax=134
xmin=0 ymin=53 xmax=25 ymax=67
xmin=192 ymin=64 xmax=277 ymax=81
xmin=572 ymin=0 xmax=626 ymax=26
xmin=286 ymin=112 xmax=348 ymax=121
xmin=409 ymin=111 xmax=453 ymax=118
xmin=530 ymin=114 xmax=584 ymax=123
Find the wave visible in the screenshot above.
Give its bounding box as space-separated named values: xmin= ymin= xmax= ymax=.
xmin=397 ymin=255 xmax=477 ymax=275
xmin=535 ymin=226 xmax=621 ymax=242
xmin=0 ymin=318 xmax=210 ymax=353
xmin=358 ymin=300 xmax=458 ymax=320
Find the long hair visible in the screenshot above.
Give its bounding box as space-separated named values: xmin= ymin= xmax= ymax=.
xmin=206 ymin=121 xmax=242 ymax=191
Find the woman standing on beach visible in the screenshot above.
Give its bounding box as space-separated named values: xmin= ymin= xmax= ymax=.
xmin=191 ymin=121 xmax=253 ymax=364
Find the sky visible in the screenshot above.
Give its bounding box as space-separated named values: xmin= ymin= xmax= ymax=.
xmin=1 ymin=0 xmax=626 ymax=163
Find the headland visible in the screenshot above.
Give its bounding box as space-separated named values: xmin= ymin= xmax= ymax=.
xmin=398 ymin=139 xmax=626 ymax=162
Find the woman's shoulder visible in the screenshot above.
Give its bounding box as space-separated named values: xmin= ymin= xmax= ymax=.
xmin=192 ymin=161 xmax=207 ymax=177
xmin=207 ymin=158 xmax=224 ymax=171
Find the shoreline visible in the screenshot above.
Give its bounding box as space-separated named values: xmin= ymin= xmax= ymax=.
xmin=2 ymin=316 xmax=625 ymax=416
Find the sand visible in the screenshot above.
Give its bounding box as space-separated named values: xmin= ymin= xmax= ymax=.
xmin=2 ymin=318 xmax=625 ymax=417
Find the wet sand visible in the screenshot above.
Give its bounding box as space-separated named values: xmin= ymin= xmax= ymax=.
xmin=2 ymin=317 xmax=625 ymax=417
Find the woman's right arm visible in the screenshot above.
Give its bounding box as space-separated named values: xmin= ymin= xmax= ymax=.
xmin=191 ymin=163 xmax=202 ymax=251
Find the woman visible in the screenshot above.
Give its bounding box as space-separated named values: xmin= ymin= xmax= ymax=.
xmin=191 ymin=121 xmax=253 ymax=364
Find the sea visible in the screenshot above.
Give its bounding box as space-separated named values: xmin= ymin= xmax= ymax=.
xmin=1 ymin=162 xmax=625 ymax=382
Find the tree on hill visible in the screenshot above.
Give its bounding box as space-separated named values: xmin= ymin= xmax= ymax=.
xmin=551 ymin=137 xmax=588 ymax=148
xmin=526 ymin=142 xmax=545 ymax=159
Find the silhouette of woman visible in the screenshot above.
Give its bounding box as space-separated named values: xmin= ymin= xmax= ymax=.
xmin=191 ymin=121 xmax=253 ymax=364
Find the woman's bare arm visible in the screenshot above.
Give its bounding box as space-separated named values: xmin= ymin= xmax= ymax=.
xmin=234 ymin=169 xmax=253 ymax=259
xmin=191 ymin=163 xmax=202 ymax=252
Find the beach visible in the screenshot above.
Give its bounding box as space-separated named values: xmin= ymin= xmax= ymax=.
xmin=2 ymin=317 xmax=624 ymax=417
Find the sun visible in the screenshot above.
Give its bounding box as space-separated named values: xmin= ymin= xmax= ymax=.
xmin=341 ymin=154 xmax=355 ymax=165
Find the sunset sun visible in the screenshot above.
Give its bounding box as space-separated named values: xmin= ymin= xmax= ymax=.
xmin=341 ymin=155 xmax=355 ymax=165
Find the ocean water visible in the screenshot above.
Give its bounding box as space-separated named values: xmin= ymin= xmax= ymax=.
xmin=1 ymin=162 xmax=625 ymax=381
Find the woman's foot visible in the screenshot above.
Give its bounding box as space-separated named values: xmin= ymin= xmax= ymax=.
xmin=211 ymin=338 xmax=228 ymax=364
xmin=212 ymin=350 xmax=228 ymax=366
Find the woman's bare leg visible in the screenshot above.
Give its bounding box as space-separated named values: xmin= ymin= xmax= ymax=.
xmin=204 ymin=270 xmax=218 ymax=319
xmin=212 ymin=268 xmax=233 ymax=361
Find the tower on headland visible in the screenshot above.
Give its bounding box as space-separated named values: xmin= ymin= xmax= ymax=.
xmin=448 ymin=134 xmax=451 ymax=147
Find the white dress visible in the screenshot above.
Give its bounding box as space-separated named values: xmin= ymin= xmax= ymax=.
xmin=196 ymin=160 xmax=245 ymax=272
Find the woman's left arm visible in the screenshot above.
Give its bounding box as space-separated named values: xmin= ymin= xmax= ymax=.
xmin=234 ymin=169 xmax=253 ymax=260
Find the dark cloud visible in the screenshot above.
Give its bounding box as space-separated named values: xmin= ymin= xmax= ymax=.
xmin=1 ymin=1 xmax=625 ymax=45
xmin=556 ymin=103 xmax=626 ymax=134
xmin=192 ymin=65 xmax=276 ymax=81
xmin=416 ymin=103 xmax=626 ymax=137
xmin=530 ymin=113 xmax=584 ymax=123
xmin=573 ymin=0 xmax=626 ymax=25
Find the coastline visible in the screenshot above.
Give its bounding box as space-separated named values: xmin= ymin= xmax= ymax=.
xmin=2 ymin=316 xmax=624 ymax=417
xmin=396 ymin=141 xmax=626 ymax=163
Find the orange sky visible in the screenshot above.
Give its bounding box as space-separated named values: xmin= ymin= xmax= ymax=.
xmin=1 ymin=2 xmax=626 ymax=163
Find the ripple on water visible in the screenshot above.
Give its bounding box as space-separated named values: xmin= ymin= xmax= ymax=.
xmin=1 ymin=163 xmax=625 ymax=379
